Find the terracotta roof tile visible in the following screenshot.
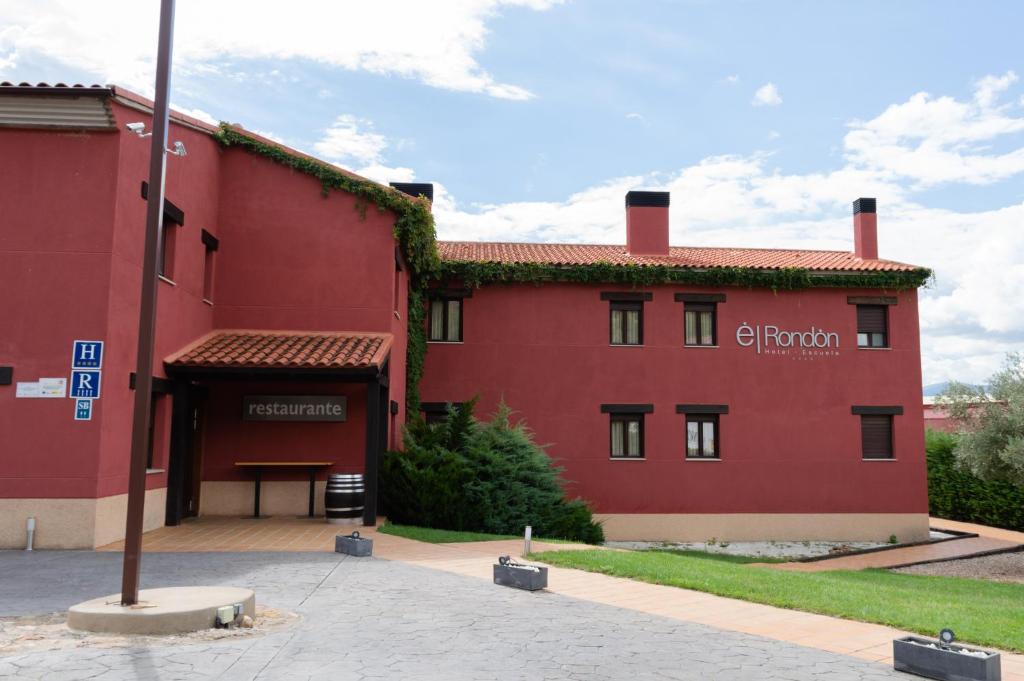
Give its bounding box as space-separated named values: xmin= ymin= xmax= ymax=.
xmin=166 ymin=331 xmax=392 ymax=370
xmin=437 ymin=241 xmax=922 ymax=272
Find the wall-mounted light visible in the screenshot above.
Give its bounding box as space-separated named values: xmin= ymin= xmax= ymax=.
xmin=168 ymin=140 xmax=187 ymax=157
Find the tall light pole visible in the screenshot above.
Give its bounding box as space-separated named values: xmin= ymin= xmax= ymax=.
xmin=121 ymin=0 xmax=176 ymax=606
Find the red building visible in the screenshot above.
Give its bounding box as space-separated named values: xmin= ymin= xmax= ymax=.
xmin=0 ymin=83 xmax=932 ymax=547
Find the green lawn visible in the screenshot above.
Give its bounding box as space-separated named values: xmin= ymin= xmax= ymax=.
xmin=378 ymin=523 xmax=575 ymax=544
xmin=532 ymin=548 xmax=1024 ymax=652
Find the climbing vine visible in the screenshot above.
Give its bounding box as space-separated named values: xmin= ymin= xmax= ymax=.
xmin=214 ymin=124 xmax=439 ymax=412
xmin=438 ymin=261 xmax=932 ymax=292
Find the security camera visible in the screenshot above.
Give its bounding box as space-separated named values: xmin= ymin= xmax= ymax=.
xmin=125 ymin=122 xmax=150 ymax=137
xmin=168 ymin=141 xmax=187 ymax=157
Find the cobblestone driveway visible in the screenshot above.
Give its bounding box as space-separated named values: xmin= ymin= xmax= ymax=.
xmin=0 ymin=551 xmax=905 ymax=680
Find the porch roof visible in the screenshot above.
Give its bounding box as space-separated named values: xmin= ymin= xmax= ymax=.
xmin=165 ymin=330 xmax=393 ymax=373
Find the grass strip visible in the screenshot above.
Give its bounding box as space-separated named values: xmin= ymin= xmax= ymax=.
xmin=532 ymin=548 xmax=1024 ymax=652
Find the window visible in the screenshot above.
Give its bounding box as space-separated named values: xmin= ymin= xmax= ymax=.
xmin=852 ymin=406 xmax=902 ymax=459
xmin=159 ymin=223 xmax=177 ymax=280
xmin=610 ymin=301 xmax=642 ymax=345
xmin=601 ymin=292 xmax=650 ymax=346
xmin=685 ymin=414 xmax=719 ymax=458
xmin=429 ymin=297 xmax=462 ymax=342
xmin=201 ymin=229 xmax=218 ymax=302
xmin=610 ymin=414 xmax=643 ymax=458
xmin=677 ymin=405 xmax=727 ymax=459
xmin=676 ymin=293 xmax=725 ymax=346
xmin=684 ymin=303 xmax=716 ymax=346
xmin=601 ymin=404 xmax=652 ymax=459
xmin=857 ymin=304 xmax=888 ymax=348
xmin=860 ymin=415 xmax=893 ymax=459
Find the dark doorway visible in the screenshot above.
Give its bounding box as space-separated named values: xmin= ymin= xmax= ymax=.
xmin=166 ymin=383 xmax=208 ymax=525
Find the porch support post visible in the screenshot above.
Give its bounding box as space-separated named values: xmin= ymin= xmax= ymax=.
xmin=164 ymin=380 xmax=190 ymax=526
xmin=363 ymin=376 xmax=381 ymax=526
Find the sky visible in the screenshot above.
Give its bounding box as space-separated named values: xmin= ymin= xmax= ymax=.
xmin=2 ymin=0 xmax=1022 ymax=386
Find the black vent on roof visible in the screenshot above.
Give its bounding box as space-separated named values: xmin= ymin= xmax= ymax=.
xmin=625 ymin=191 xmax=670 ymax=208
xmin=853 ymin=198 xmax=876 ymax=214
xmin=390 ymin=182 xmax=433 ymax=202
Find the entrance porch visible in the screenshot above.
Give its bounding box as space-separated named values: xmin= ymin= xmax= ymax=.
xmin=162 ymin=330 xmax=395 ymax=527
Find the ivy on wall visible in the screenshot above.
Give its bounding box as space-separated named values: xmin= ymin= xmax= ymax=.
xmin=214 ymin=124 xmax=439 ymax=412
xmin=438 ymin=261 xmax=933 ymax=292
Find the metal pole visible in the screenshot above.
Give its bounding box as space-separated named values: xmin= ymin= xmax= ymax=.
xmin=121 ymin=0 xmax=176 ymax=606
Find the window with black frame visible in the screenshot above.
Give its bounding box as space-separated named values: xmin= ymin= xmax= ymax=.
xmin=429 ymin=297 xmax=463 ymax=342
xmin=610 ymin=414 xmax=643 ymax=458
xmin=856 ymin=304 xmax=888 ymax=348
xmin=685 ymin=413 xmax=719 ymax=459
xmin=684 ymin=303 xmax=716 ymax=346
xmin=602 ymin=404 xmax=651 ymax=458
xmin=602 ymin=292 xmax=650 ymax=346
xmin=610 ymin=301 xmax=642 ymax=345
xmin=676 ymin=293 xmax=725 ymax=347
xmin=852 ymin=406 xmax=901 ymax=459
xmin=859 ymin=414 xmax=893 ymax=459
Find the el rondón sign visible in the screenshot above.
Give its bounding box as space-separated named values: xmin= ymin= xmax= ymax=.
xmin=243 ymin=395 xmax=347 ymax=422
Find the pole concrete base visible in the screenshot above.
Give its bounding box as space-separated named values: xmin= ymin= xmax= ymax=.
xmin=67 ymin=587 xmax=255 ymax=635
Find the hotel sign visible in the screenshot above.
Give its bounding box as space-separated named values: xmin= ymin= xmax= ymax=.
xmin=243 ymin=395 xmax=347 ymax=422
xmin=736 ymin=322 xmax=840 ymax=358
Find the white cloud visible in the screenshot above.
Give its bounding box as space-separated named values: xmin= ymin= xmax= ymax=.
xmin=724 ymin=74 xmax=739 ymax=84
xmin=844 ymin=74 xmax=1024 ymax=187
xmin=313 ymin=114 xmax=415 ymax=185
xmin=314 ymin=115 xmax=389 ymax=167
xmin=752 ymin=82 xmax=782 ymax=107
xmin=975 ymin=70 xmax=1018 ymax=109
xmin=0 ymin=0 xmax=559 ymax=99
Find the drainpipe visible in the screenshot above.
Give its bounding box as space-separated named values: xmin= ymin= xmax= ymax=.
xmin=25 ymin=517 xmax=35 ymax=551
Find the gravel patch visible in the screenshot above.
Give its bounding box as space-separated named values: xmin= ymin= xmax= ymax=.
xmin=894 ymin=550 xmax=1024 ymax=583
xmin=605 ymin=540 xmax=887 ymax=559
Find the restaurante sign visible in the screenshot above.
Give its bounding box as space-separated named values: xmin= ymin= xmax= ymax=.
xmin=736 ymin=323 xmax=840 ymax=357
xmin=243 ymin=395 xmax=347 ymax=422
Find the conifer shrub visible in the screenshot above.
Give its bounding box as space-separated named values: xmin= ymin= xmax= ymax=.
xmin=381 ymin=399 xmax=604 ymax=543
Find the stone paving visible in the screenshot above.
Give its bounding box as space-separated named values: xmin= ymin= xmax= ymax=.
xmin=0 ymin=550 xmax=909 ymax=681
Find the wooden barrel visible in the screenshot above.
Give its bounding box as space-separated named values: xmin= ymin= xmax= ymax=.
xmin=325 ymin=473 xmax=364 ymax=524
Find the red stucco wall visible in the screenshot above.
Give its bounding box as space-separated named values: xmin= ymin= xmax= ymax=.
xmin=418 ymin=282 xmax=928 ymax=515
xmin=0 ymin=101 xmax=407 ymax=502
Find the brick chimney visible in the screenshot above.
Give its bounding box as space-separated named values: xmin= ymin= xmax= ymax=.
xmin=390 ymin=182 xmax=434 ymax=204
xmin=626 ymin=191 xmax=670 ymax=256
xmin=853 ymin=197 xmax=877 ymax=260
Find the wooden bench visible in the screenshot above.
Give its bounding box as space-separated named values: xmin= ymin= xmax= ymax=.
xmin=234 ymin=461 xmax=334 ymax=518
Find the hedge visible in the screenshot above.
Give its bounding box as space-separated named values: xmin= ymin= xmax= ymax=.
xmin=926 ymin=430 xmax=1024 ymax=531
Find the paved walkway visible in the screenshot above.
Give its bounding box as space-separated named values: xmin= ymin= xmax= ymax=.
xmin=771 ymin=516 xmax=1023 ymax=571
xmin=94 ymin=517 xmax=1024 ymax=679
xmin=1 ymin=551 xmax=913 ymax=681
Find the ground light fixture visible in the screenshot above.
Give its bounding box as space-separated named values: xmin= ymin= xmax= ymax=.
xmin=125 ymin=122 xmax=187 ymax=156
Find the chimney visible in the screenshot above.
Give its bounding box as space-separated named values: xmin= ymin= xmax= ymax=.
xmin=390 ymin=182 xmax=433 ymax=203
xmin=852 ymin=197 xmax=877 ymax=260
xmin=625 ymin=190 xmax=670 ymax=256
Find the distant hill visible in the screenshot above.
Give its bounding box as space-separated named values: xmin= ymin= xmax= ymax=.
xmin=923 ymin=381 xmax=984 ymax=397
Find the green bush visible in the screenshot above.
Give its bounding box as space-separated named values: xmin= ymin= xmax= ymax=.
xmin=927 ymin=429 xmax=1024 ymax=531
xmin=381 ymin=399 xmax=604 ymax=543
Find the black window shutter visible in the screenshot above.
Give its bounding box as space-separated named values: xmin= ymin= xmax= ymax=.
xmin=857 ymin=305 xmax=887 ymax=334
xmin=861 ymin=414 xmax=893 ymax=458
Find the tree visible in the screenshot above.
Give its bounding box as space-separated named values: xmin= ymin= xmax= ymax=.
xmin=381 ymin=399 xmax=604 ymax=543
xmin=938 ymin=353 xmax=1024 ymax=486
